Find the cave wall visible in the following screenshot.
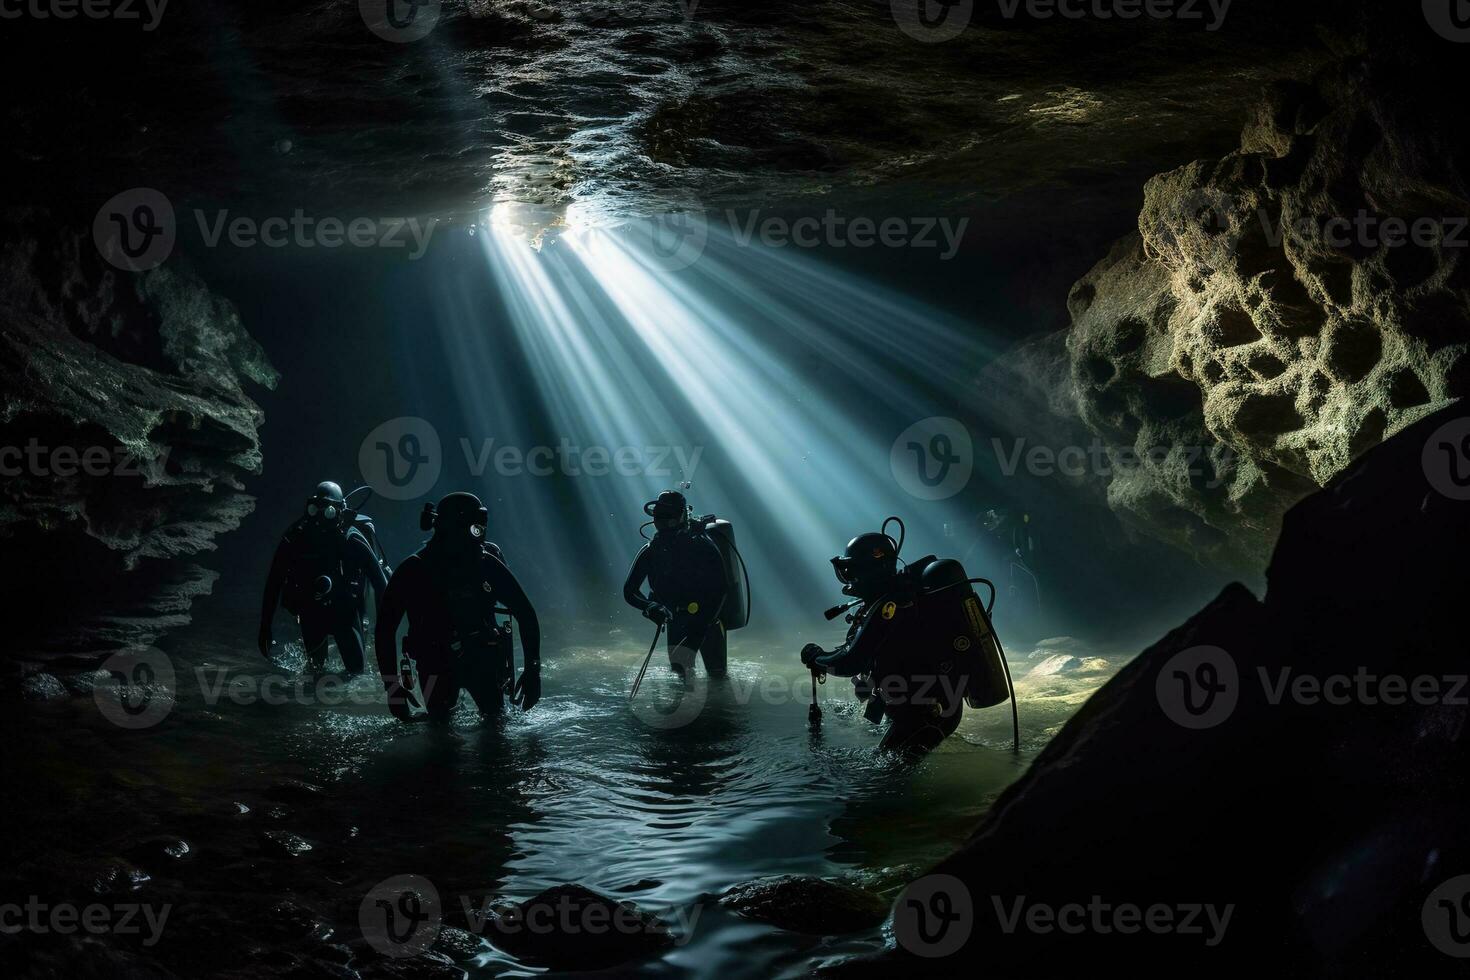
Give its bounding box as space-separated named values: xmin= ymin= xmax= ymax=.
xmin=984 ymin=45 xmax=1469 ymax=569
xmin=0 ymin=210 xmax=277 ymax=672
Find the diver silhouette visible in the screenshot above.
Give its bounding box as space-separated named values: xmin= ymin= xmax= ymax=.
xmin=802 ymin=517 xmax=1017 ymax=757
xmin=259 ymin=482 xmax=391 ymax=674
xmin=623 ymin=490 xmax=732 ymax=679
xmin=374 ymin=492 xmax=541 ymax=724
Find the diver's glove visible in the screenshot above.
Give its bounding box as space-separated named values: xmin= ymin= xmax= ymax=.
xmin=513 ymin=663 xmax=541 ymax=712
xmin=643 ymin=603 xmax=672 ymax=626
xmin=801 ymin=643 xmax=826 ymax=672
xmin=257 ymin=625 xmax=274 ymax=660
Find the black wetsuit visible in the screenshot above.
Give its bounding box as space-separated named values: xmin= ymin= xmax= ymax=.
xmin=375 ymin=541 xmax=540 ymax=722
xmin=261 ymin=520 xmax=388 ymax=674
xmin=813 ymin=571 xmax=965 ymax=756
xmin=623 ymin=527 xmax=729 ymax=677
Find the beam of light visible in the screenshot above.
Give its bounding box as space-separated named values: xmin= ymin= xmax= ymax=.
xmin=461 ymin=212 xmax=1012 ymax=629
xmin=413 ymin=261 xmax=588 ymax=612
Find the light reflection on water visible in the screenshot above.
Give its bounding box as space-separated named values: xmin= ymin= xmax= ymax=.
xmin=23 ymin=627 xmax=1064 ymax=976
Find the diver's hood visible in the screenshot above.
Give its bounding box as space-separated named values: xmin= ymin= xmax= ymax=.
xmin=305 ymin=480 xmax=347 ymax=524
xmin=830 ymin=523 xmax=903 ymax=597
xmin=645 ymin=490 xmax=689 ymax=533
xmin=422 ymin=492 xmax=489 ymax=546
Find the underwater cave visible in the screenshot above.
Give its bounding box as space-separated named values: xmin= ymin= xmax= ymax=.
xmin=2 ymin=1 xmax=1469 ymax=977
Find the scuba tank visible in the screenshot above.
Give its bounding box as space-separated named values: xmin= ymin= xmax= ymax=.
xmin=281 ymin=486 xmax=389 ymax=617
xmin=641 ymin=493 xmax=753 ymax=630
xmin=695 ymin=515 xmax=751 ymax=630
xmin=342 ymin=486 xmax=392 ymax=580
xmin=917 ymin=559 xmax=1010 ymax=709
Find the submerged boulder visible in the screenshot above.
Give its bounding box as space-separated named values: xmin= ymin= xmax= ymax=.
xmin=720 ymin=875 xmax=888 ymax=935
xmin=869 ymin=403 xmax=1470 ymax=974
xmin=481 ymin=884 xmax=673 ymax=971
xmin=19 ymin=672 xmax=68 ymax=702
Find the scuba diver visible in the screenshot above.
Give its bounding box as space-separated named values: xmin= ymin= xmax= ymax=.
xmin=623 ymin=490 xmax=747 ymax=680
xmin=966 ymin=507 xmax=1041 ymax=611
xmin=258 ymin=481 xmax=391 ymax=675
xmin=801 ymin=517 xmax=1018 ymax=757
xmin=374 ymin=492 xmax=541 ymax=724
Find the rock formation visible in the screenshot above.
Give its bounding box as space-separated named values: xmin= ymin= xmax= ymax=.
xmin=853 ymin=403 xmax=1470 ymax=975
xmin=718 ymin=875 xmax=888 ymax=935
xmin=0 ymin=209 xmax=277 ymax=671
xmin=984 ymin=40 xmax=1470 ymax=568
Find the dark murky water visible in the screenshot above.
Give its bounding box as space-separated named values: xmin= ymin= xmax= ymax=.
xmin=8 ymin=620 xmax=1105 ymax=976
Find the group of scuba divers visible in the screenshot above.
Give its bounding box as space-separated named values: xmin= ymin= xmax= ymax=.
xmin=259 ymin=482 xmax=1018 ymax=757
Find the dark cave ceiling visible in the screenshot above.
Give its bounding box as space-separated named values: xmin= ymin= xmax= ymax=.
xmin=5 ymin=0 xmax=1348 ymax=224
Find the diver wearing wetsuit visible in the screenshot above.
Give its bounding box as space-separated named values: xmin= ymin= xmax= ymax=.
xmin=801 ymin=528 xmax=966 ymax=756
xmin=623 ymin=490 xmax=729 ymax=678
xmin=259 ymin=481 xmax=389 ymax=674
xmin=375 ymin=492 xmax=541 ymax=723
